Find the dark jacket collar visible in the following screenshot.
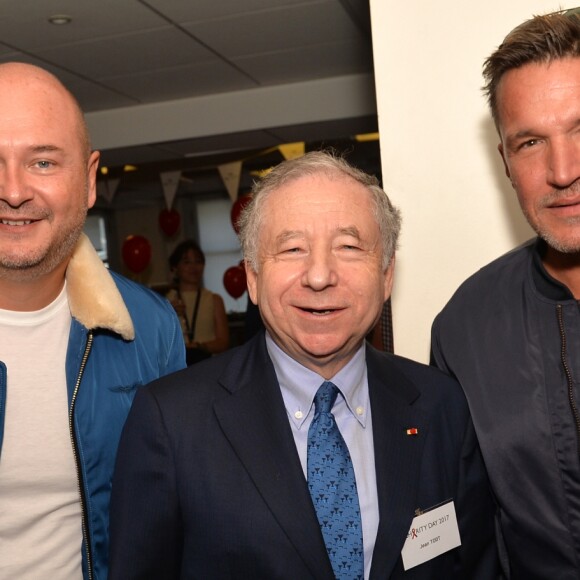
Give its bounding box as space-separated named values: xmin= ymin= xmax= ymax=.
xmin=531 ymin=238 xmax=576 ymax=301
xmin=215 ymin=335 xmax=427 ymax=579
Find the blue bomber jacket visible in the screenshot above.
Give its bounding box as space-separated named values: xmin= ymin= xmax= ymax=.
xmin=0 ymin=234 xmax=186 ymax=580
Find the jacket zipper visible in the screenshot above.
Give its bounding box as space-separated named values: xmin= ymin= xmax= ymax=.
xmin=69 ymin=331 xmax=94 ymax=580
xmin=556 ymin=304 xmax=580 ymax=454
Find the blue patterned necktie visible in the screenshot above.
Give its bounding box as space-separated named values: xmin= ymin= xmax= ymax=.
xmin=307 ymin=381 xmax=364 ymax=580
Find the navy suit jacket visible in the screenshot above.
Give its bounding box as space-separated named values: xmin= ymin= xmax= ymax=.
xmin=109 ymin=333 xmax=498 ymax=579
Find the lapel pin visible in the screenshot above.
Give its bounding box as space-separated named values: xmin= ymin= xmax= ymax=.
xmin=406 ymin=428 xmax=419 ymax=436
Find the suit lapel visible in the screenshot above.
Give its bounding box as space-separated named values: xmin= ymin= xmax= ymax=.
xmin=366 ymin=348 xmax=429 ymax=579
xmin=213 ymin=335 xmax=333 ymax=579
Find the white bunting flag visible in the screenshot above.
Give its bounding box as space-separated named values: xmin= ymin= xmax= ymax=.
xmin=160 ymin=171 xmax=182 ymax=209
xmin=218 ymin=161 xmax=242 ymax=202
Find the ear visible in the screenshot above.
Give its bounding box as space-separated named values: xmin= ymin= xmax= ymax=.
xmin=87 ymin=150 xmax=100 ymax=209
xmin=383 ymin=255 xmax=395 ymax=302
xmin=498 ymin=142 xmax=512 ymax=183
xmin=245 ymin=262 xmax=259 ymax=306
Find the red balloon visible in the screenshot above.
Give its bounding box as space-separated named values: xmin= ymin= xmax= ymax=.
xmin=158 ymin=208 xmax=181 ymax=237
xmin=230 ymin=194 xmax=252 ymax=235
xmin=223 ymin=265 xmax=247 ymax=299
xmin=122 ymin=235 xmax=152 ymax=273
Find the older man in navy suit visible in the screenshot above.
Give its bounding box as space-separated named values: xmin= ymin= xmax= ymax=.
xmin=109 ymin=151 xmax=499 ymax=579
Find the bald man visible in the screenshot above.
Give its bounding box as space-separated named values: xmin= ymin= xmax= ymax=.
xmin=0 ymin=63 xmax=185 ymax=579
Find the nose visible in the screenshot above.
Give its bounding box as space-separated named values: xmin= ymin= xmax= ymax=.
xmin=302 ymin=246 xmax=338 ymax=290
xmin=547 ymin=136 xmax=580 ymax=189
xmin=0 ymin=164 xmax=34 ymax=208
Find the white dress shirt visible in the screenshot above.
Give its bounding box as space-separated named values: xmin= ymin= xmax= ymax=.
xmin=266 ymin=333 xmax=379 ymax=579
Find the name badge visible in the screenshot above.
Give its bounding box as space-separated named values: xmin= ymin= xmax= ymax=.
xmin=401 ymin=500 xmax=461 ymax=570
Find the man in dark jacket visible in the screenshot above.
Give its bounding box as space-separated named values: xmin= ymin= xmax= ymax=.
xmin=109 ymin=151 xmax=499 ymax=579
xmin=431 ymin=8 xmax=580 ymax=578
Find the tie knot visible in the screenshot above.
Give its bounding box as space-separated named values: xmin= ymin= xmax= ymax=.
xmin=313 ymin=381 xmax=339 ymax=414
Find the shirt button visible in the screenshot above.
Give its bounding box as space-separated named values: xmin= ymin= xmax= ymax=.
xmin=295 ymin=410 xmax=303 ymax=419
xmin=356 ymin=406 xmax=364 ymax=416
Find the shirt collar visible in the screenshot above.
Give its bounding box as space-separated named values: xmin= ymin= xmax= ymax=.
xmin=265 ymin=332 xmax=369 ymax=430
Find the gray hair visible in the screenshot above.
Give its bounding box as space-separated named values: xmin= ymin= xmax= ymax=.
xmin=237 ymin=150 xmax=402 ymax=272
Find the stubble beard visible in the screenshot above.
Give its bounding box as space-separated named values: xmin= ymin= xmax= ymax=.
xmin=523 ymin=183 xmax=580 ymax=254
xmin=534 ymin=218 xmax=580 ymax=254
xmin=0 ymin=200 xmax=88 ymax=282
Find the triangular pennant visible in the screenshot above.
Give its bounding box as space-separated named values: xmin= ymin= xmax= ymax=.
xmin=279 ymin=142 xmax=305 ymax=160
xmin=97 ymin=178 xmax=120 ymax=204
xmin=160 ymin=171 xmax=181 ymax=209
xmin=218 ymin=161 xmax=242 ymax=202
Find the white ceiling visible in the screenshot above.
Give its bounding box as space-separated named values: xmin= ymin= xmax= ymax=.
xmin=0 ymin=0 xmax=378 ymax=205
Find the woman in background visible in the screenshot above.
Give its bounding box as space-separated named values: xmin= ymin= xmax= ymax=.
xmin=167 ymin=240 xmax=229 ymax=365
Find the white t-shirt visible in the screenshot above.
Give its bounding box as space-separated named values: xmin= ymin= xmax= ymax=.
xmin=0 ymin=285 xmax=82 ymax=579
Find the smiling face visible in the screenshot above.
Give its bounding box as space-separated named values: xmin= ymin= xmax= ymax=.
xmin=497 ymin=58 xmax=580 ymax=253
xmin=0 ymin=63 xmax=99 ymax=283
xmin=174 ymin=248 xmax=205 ymax=290
xmin=246 ymin=172 xmax=394 ymax=378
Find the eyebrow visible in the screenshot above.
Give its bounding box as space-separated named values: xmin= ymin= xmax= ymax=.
xmin=274 ymin=226 xmax=363 ymax=244
xmin=337 ymin=226 xmax=363 ymax=239
xmin=274 ymin=230 xmax=304 ymax=245
xmin=29 ymin=144 xmax=64 ymax=155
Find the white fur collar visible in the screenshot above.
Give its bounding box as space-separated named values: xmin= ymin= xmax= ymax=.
xmin=66 ymin=233 xmax=135 ymax=340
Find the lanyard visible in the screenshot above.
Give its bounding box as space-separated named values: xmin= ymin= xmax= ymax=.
xmin=179 ymin=288 xmax=202 ymax=342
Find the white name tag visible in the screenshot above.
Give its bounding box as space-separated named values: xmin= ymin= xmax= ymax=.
xmin=401 ymin=500 xmax=461 ymax=570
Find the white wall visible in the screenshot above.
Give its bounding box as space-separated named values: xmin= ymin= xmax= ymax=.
xmin=370 ymin=0 xmax=576 ymax=362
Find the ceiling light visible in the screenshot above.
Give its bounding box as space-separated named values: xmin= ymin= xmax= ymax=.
xmin=249 ymin=167 xmax=274 ymax=178
xmin=354 ymin=132 xmax=380 ymax=142
xmin=48 ymin=14 xmax=72 ymax=25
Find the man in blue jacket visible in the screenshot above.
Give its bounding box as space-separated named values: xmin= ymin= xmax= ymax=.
xmin=0 ymin=62 xmax=186 ymax=579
